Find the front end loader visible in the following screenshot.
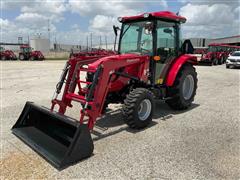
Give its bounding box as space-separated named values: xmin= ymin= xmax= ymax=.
xmin=12 ymin=11 xmax=198 ymax=169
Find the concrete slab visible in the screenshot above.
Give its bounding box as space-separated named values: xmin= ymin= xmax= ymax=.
xmin=0 ymin=61 xmax=239 ymax=179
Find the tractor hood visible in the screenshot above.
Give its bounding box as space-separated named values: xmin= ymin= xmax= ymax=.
xmin=32 ymin=51 xmax=44 ymax=57
xmin=88 ymin=53 xmax=148 ymax=70
xmin=203 ymin=52 xmax=213 ymax=59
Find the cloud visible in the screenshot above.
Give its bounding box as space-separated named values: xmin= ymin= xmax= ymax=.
xmin=179 ymin=3 xmax=239 ymax=38
xmin=1 ymin=0 xmax=33 ymax=10
xmin=21 ymin=0 xmax=67 ymax=15
xmin=89 ymin=15 xmax=119 ymax=33
xmin=68 ymin=0 xmax=149 ymax=17
xmin=180 ymin=3 xmax=235 ymax=25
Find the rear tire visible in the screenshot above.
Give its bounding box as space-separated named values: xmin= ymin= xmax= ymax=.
xmin=122 ymin=88 xmax=154 ymax=129
xmin=166 ymin=64 xmax=197 ymax=110
xmin=19 ymin=54 xmax=25 ymax=60
xmin=218 ymin=57 xmax=224 ymax=65
xmin=213 ymin=58 xmax=218 ymax=65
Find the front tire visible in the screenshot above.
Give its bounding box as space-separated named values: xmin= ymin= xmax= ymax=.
xmin=122 ymin=88 xmax=154 ymax=129
xmin=213 ymin=58 xmax=218 ymax=65
xmin=1 ymin=56 xmax=6 ymax=60
xmin=166 ymin=64 xmax=197 ymax=110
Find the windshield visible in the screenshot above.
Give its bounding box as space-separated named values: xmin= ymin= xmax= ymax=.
xmin=156 ymin=21 xmax=177 ymax=58
xmin=119 ymin=21 xmax=153 ymax=55
xmin=231 ymin=52 xmax=240 ymax=56
xmin=208 ymin=46 xmax=217 ymax=52
xmin=21 ymin=47 xmax=31 ymax=53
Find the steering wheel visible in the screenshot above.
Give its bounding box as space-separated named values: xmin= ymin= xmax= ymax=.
xmin=141 ymin=48 xmax=151 ymax=54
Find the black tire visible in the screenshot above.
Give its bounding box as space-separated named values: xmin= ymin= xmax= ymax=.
xmin=213 ymin=58 xmax=218 ymax=65
xmin=218 ymin=57 xmax=224 ymax=65
xmin=166 ymin=64 xmax=197 ymax=110
xmin=226 ymin=64 xmax=230 ymax=69
xmin=122 ymin=88 xmax=154 ymax=129
xmin=1 ymin=56 xmax=6 ymax=60
xmin=19 ymin=54 xmax=25 ymax=60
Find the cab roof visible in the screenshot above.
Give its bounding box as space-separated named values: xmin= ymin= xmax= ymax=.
xmin=120 ymin=11 xmax=186 ymax=23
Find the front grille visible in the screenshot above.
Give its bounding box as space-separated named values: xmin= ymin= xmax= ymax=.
xmin=229 ymin=59 xmax=239 ymax=62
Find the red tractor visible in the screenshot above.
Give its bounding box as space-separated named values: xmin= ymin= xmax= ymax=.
xmin=12 ymin=11 xmax=198 ymax=169
xmin=0 ymin=47 xmax=17 ymax=60
xmin=200 ymin=43 xmax=229 ymax=65
xmin=70 ymin=49 xmax=116 ymax=58
xmin=19 ymin=45 xmax=45 ymax=61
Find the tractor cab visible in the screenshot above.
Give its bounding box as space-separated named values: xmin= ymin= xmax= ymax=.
xmin=19 ymin=45 xmax=44 ymax=61
xmin=19 ymin=45 xmax=32 ymax=60
xmin=20 ymin=45 xmax=32 ymax=54
xmin=117 ymin=11 xmax=191 ymax=84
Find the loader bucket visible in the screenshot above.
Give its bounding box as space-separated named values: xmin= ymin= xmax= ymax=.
xmin=11 ymin=102 xmax=94 ymax=170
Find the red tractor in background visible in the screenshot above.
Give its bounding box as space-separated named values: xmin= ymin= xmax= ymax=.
xmin=70 ymin=49 xmax=116 ymax=58
xmin=19 ymin=45 xmax=45 ymax=61
xmin=12 ymin=11 xmax=198 ymax=169
xmin=0 ymin=47 xmax=17 ymax=60
xmin=200 ymin=43 xmax=230 ymax=65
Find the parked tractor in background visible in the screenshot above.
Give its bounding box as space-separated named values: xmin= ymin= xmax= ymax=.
xmin=200 ymin=43 xmax=232 ymax=65
xmin=70 ymin=49 xmax=116 ymax=58
xmin=12 ymin=11 xmax=198 ymax=169
xmin=19 ymin=45 xmax=44 ymax=61
xmin=0 ymin=47 xmax=17 ymax=60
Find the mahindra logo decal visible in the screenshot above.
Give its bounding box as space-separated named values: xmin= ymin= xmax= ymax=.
xmin=126 ymin=58 xmax=140 ymax=63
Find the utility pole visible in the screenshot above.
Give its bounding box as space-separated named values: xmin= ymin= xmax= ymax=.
xmin=55 ymin=35 xmax=57 ymax=51
xmin=99 ymin=36 xmax=102 ymax=49
xmin=48 ymin=19 xmax=50 ymax=41
xmin=105 ymin=36 xmax=107 ymax=50
xmin=28 ymin=35 xmax=30 ymax=45
xmin=86 ymin=35 xmax=89 ymax=52
xmin=90 ymin=33 xmax=92 ymax=51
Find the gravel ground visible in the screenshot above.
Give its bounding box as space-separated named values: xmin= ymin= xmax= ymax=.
xmin=0 ymin=61 xmax=240 ymax=180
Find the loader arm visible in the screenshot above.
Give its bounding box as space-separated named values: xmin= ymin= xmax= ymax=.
xmin=52 ymin=55 xmax=148 ymax=130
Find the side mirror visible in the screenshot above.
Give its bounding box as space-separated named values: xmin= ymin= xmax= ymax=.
xmin=113 ymin=25 xmax=120 ymax=36
xmin=113 ymin=25 xmax=120 ymax=52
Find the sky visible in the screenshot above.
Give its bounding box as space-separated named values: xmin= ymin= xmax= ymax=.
xmin=0 ymin=0 xmax=239 ymax=46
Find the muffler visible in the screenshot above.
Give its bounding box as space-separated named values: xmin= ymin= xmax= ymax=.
xmin=12 ymin=102 xmax=94 ymax=170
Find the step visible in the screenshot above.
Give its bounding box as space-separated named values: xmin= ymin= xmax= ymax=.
xmin=66 ymin=93 xmax=93 ymax=105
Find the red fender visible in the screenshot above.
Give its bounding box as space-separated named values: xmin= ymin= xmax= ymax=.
xmin=166 ymin=54 xmax=197 ymax=86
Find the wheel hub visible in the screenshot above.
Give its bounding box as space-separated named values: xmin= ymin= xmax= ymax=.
xmin=182 ymin=75 xmax=194 ymax=100
xmin=138 ymin=99 xmax=152 ymax=121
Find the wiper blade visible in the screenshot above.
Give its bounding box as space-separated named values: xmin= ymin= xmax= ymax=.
xmin=120 ymin=24 xmax=132 ymax=39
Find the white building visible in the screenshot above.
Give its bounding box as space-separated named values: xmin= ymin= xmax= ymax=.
xmin=30 ymin=38 xmax=50 ymax=53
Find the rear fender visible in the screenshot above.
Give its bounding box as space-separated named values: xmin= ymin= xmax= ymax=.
xmin=166 ymin=54 xmax=197 ymax=86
